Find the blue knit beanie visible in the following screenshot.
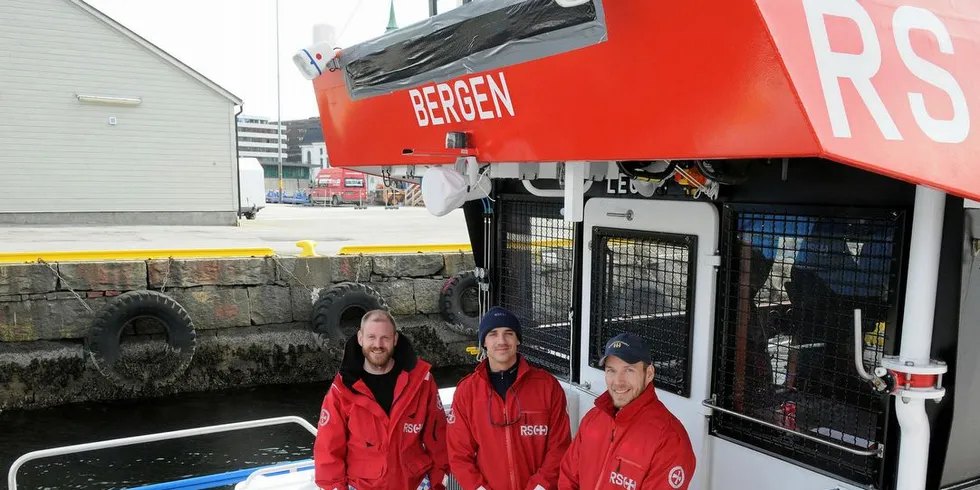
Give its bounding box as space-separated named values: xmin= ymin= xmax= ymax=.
xmin=479 ymin=306 xmax=522 ymax=348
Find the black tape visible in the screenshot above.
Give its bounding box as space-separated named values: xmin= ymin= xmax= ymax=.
xmin=345 ymin=0 xmax=596 ymax=90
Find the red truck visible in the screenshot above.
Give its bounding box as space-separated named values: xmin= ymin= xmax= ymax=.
xmin=310 ymin=167 xmax=369 ymax=205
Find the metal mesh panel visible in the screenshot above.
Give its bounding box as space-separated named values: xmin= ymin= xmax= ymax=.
xmin=711 ymin=205 xmax=905 ymax=487
xmin=588 ymin=227 xmax=695 ymax=397
xmin=495 ymin=197 xmax=575 ymax=379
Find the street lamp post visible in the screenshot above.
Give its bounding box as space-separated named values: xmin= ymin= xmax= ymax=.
xmin=276 ymin=0 xmax=283 ymax=203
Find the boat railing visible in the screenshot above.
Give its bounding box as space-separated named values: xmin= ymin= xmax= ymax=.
xmin=7 ymin=415 xmax=318 ymax=490
xmin=235 ymin=460 xmax=317 ymax=488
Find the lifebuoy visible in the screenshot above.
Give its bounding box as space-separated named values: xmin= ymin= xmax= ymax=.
xmin=439 ymin=271 xmax=480 ymax=336
xmin=312 ymin=282 xmax=390 ymax=343
xmin=85 ymin=290 xmax=196 ymax=390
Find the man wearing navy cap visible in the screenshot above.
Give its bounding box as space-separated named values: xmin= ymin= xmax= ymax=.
xmin=559 ymin=333 xmax=696 ymax=490
xmin=448 ymin=306 xmax=572 ymax=490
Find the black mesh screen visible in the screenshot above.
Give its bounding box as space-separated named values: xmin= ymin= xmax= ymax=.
xmin=495 ymin=197 xmax=575 ymax=379
xmin=711 ymin=204 xmax=905 ymax=487
xmin=588 ymin=227 xmax=695 ymax=397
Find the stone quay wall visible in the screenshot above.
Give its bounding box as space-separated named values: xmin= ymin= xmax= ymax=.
xmin=0 ymin=252 xmax=477 ymax=411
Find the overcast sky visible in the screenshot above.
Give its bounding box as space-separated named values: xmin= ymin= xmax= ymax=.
xmin=85 ymin=0 xmax=463 ymax=121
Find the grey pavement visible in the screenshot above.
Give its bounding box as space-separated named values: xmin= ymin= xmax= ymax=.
xmin=0 ymin=204 xmax=470 ymax=256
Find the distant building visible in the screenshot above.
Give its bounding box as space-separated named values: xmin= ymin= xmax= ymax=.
xmin=300 ymin=128 xmax=328 ymax=175
xmin=282 ymin=117 xmax=322 ymax=164
xmin=0 ymin=0 xmax=243 ymax=225
xmin=236 ymin=115 xmax=318 ymax=192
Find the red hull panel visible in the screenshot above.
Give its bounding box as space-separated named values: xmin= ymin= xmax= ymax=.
xmin=311 ymin=0 xmax=980 ymax=200
xmin=313 ymin=0 xmax=818 ymax=165
xmin=758 ymin=0 xmax=980 ymax=200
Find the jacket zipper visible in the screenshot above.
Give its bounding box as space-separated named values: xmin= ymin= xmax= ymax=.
xmin=591 ymin=428 xmax=617 ymax=490
xmin=504 ymin=385 xmax=519 ymax=490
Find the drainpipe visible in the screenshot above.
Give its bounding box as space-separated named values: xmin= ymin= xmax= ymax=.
xmin=234 ymin=104 xmax=244 ymax=222
xmin=890 ymin=184 xmax=947 ymax=490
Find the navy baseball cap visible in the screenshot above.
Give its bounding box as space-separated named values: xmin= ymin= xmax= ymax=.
xmin=599 ymin=333 xmax=651 ymax=367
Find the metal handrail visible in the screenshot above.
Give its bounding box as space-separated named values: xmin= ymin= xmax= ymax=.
xmin=702 ymin=397 xmax=882 ymax=457
xmin=7 ymin=415 xmax=317 ymax=490
xmin=237 ymin=460 xmax=315 ymax=487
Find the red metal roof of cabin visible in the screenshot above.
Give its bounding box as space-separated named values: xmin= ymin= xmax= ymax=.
xmin=310 ymin=0 xmax=980 ymax=201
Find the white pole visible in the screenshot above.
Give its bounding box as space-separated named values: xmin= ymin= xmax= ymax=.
xmin=894 ymin=184 xmax=946 ymax=490
xmin=276 ymin=0 xmax=283 ymax=202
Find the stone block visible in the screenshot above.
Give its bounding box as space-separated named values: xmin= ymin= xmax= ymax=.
xmin=56 ymin=261 xmax=147 ymax=291
xmin=0 ymin=296 xmax=106 ymax=342
xmin=0 ymin=301 xmax=41 ymax=341
xmin=0 ymin=264 xmax=57 ymax=295
xmin=248 ymin=285 xmax=293 ymax=325
xmin=290 ymin=286 xmax=325 ymax=324
xmin=442 ymin=253 xmax=476 ymax=277
xmin=169 ymin=287 xmax=250 ymax=330
xmin=148 ymin=258 xmax=275 ymax=288
xmin=373 ymin=254 xmax=445 ymax=278
xmin=414 ymin=279 xmax=445 ymax=314
xmin=277 ymin=257 xmax=334 ymax=287
xmin=332 ymin=255 xmax=374 ymax=282
xmin=370 ymin=280 xmax=416 ymax=316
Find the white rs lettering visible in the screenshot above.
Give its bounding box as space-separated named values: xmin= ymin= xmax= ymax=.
xmin=893 ymin=6 xmax=970 ymax=144
xmin=404 ymin=423 xmax=423 ymax=434
xmin=802 ymin=0 xmax=902 ymax=141
xmin=802 ymin=0 xmax=970 ymax=144
xmin=520 ymin=425 xmax=549 ymax=436
xmin=409 ymin=72 xmax=514 ymax=127
xmin=609 ymin=471 xmax=637 ymax=490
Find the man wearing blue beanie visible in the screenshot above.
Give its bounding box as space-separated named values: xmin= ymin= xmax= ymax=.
xmin=448 ymin=305 xmax=571 ymax=490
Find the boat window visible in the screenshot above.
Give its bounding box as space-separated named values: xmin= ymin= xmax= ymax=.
xmin=495 ymin=196 xmax=575 ymax=380
xmin=587 ymin=227 xmax=696 ymax=397
xmin=710 ymin=204 xmax=905 ymax=487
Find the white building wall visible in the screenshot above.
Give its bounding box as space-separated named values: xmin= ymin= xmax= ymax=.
xmin=0 ymin=0 xmax=241 ymax=225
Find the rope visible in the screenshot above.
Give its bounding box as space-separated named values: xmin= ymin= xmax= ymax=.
xmin=38 ymin=259 xmax=94 ymax=314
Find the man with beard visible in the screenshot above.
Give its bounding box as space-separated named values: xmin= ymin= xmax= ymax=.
xmin=314 ymin=309 xmax=450 ymax=490
xmin=558 ymin=333 xmax=696 ymax=490
xmin=447 ymin=306 xmax=572 ymax=490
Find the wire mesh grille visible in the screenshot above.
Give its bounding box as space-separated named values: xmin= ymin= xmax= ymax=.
xmin=711 ymin=205 xmax=905 ymax=486
xmin=495 ymin=197 xmax=575 ymax=379
xmin=588 ymin=227 xmax=695 ymax=397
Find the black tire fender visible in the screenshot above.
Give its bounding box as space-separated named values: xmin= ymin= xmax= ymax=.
xmin=439 ymin=271 xmax=480 ymax=336
xmin=312 ymin=282 xmax=390 ymax=342
xmin=85 ymin=290 xmax=196 ymax=390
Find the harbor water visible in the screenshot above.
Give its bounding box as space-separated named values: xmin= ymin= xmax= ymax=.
xmin=0 ymin=365 xmax=471 ymax=490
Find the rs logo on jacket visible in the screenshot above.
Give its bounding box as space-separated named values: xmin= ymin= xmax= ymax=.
xmin=314 ymin=334 xmax=450 ymax=490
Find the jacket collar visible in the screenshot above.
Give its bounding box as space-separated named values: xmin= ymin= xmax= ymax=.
xmin=339 ymin=331 xmax=419 ymax=390
xmin=595 ymin=382 xmax=659 ymax=423
xmin=475 ymin=354 xmax=530 ymax=385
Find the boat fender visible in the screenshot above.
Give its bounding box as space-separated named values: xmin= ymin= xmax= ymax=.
xmin=312 ymin=282 xmax=390 ymax=343
xmin=85 ymin=290 xmax=197 ymax=390
xmin=439 ymin=271 xmax=480 ymax=336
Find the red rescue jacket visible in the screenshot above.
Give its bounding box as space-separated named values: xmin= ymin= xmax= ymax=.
xmin=448 ymin=356 xmax=572 ymax=490
xmin=314 ymin=334 xmax=450 ymax=490
xmin=558 ymin=384 xmax=696 ymax=490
